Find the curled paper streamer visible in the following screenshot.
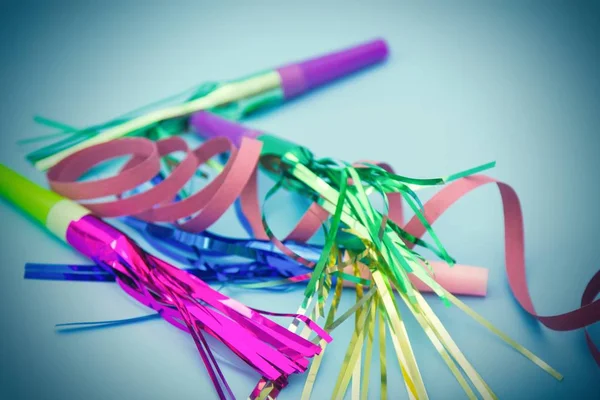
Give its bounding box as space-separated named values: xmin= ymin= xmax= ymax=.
xmin=0 ymin=165 xmax=331 ymax=399
xmin=43 ymin=135 xmax=489 ymax=297
xmin=401 ymin=175 xmax=600 ymax=364
xmin=46 ymin=136 xmax=261 ymax=230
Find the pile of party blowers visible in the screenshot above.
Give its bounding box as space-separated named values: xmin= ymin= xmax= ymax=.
xmin=1 ymin=38 xmax=597 ymax=400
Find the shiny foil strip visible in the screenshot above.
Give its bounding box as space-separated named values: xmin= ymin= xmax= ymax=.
xmin=65 ymin=214 xmax=331 ymax=399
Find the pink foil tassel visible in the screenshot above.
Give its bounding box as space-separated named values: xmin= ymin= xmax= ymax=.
xmin=66 ymin=214 xmax=331 ymax=399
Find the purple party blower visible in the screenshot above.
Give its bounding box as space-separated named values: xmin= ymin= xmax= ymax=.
xmin=32 ymin=38 xmax=388 ymax=171
xmin=275 ymin=38 xmax=388 ymax=99
xmin=190 ymin=39 xmax=388 ymax=148
xmin=191 ymin=110 xmax=262 ymax=146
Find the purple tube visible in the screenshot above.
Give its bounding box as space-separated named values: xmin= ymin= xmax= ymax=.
xmin=190 ymin=111 xmax=263 ymax=147
xmin=191 ymin=39 xmax=389 ymax=144
xmin=276 ymin=38 xmax=388 ymax=99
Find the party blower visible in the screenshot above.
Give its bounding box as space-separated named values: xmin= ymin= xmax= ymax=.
xmin=0 ymin=164 xmax=332 ymax=400
xmin=191 ymin=110 xmax=491 ymax=295
xmin=29 ymin=38 xmax=389 ymax=171
xmin=190 ymin=112 xmax=562 ymax=400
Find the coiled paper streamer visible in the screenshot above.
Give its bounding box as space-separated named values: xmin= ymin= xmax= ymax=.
xmin=401 ymin=175 xmax=600 ymax=364
xmin=43 ymin=134 xmax=488 ymax=297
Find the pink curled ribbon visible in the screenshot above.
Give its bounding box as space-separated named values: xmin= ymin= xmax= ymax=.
xmin=47 ymin=136 xmax=483 ymax=295
xmin=46 ymin=135 xmax=354 ymax=243
xmin=46 ymin=137 xmax=599 ymax=366
xmin=401 ymin=175 xmax=600 ymax=365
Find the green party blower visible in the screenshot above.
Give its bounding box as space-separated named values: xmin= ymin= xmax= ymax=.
xmin=0 ymin=164 xmax=90 ymax=241
xmin=0 ymin=163 xmax=333 ymax=400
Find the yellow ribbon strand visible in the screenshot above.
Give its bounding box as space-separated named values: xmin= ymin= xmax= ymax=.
xmin=35 ymin=72 xmax=282 ymax=171
xmin=360 ymin=297 xmax=376 ymax=400
xmin=352 ymin=351 xmax=362 ymax=400
xmin=372 ymin=271 xmax=426 ymax=399
xmin=413 ymin=291 xmax=498 ymax=399
xmin=398 ymin=291 xmax=480 ymax=400
xmin=378 ymin=297 xmax=388 ymax=400
xmin=331 ymin=297 xmax=374 ymax=399
xmin=444 ymin=291 xmax=563 ymax=381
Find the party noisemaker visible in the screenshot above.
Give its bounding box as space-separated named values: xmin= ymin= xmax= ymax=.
xmin=0 ymin=164 xmax=332 ymax=400
xmin=27 ymin=38 xmax=389 ymax=171
xmin=190 ymin=111 xmax=565 ymax=400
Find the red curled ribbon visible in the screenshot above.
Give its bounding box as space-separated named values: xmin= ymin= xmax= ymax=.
xmin=46 ymin=136 xmax=599 ymax=365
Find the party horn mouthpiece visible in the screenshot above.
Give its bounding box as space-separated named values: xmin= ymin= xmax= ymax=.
xmin=276 ymin=38 xmax=389 ymax=99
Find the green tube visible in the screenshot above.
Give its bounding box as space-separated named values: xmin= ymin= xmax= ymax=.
xmin=0 ymin=164 xmax=64 ymax=226
xmin=257 ymin=134 xmax=314 ymax=193
xmin=258 ymin=134 xmax=311 ymax=162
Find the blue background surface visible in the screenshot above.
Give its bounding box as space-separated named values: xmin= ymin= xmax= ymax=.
xmin=0 ymin=1 xmax=598 ymax=399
